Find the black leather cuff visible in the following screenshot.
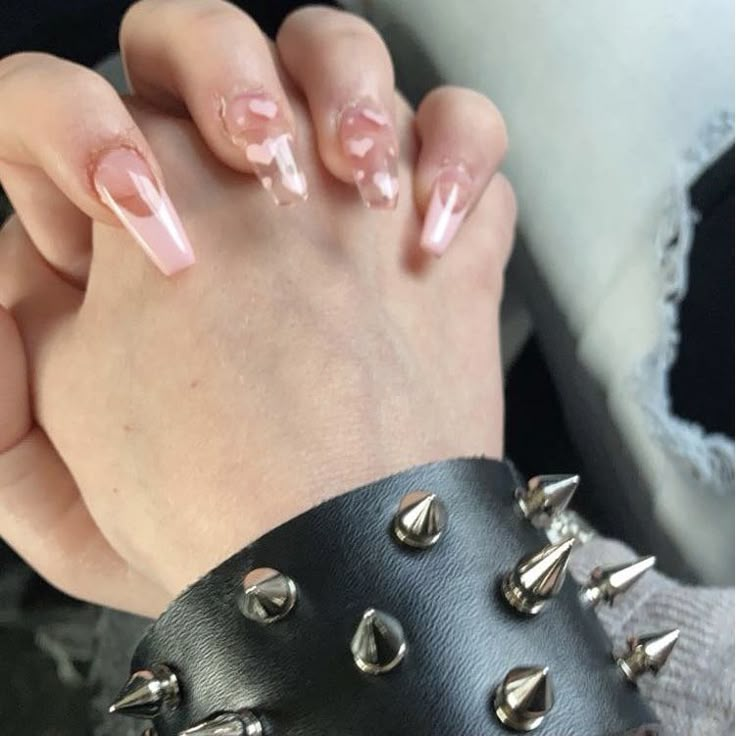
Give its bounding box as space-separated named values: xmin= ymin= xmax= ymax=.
xmin=111 ymin=458 xmax=661 ymax=735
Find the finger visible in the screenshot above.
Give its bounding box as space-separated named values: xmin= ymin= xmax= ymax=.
xmin=438 ymin=172 xmax=518 ymax=300
xmin=0 ymin=212 xmax=82 ymax=367
xmin=0 ymin=306 xmax=167 ymax=615
xmin=277 ymin=6 xmax=400 ymax=209
xmin=121 ymin=0 xmax=308 ymax=206
xmin=0 ymin=52 xmax=195 ymax=277
xmin=414 ymin=86 xmax=508 ymax=257
xmin=0 ymin=429 xmax=169 ymax=616
xmin=0 ymin=162 xmax=91 ymax=286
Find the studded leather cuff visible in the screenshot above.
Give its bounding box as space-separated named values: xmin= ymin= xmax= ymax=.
xmin=110 ymin=458 xmax=670 ymax=736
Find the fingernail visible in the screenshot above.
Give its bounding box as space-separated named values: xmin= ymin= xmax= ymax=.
xmin=339 ymin=100 xmax=399 ymax=209
xmin=221 ymin=92 xmax=308 ymax=205
xmin=93 ymin=148 xmax=195 ymax=276
xmin=420 ymin=163 xmax=474 ymax=256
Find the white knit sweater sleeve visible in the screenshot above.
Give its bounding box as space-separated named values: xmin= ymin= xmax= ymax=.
xmin=570 ymin=537 xmax=735 ymax=735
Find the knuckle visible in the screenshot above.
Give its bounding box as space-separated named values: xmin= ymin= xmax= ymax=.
xmin=0 ymin=52 xmax=115 ymax=108
xmin=282 ymin=5 xmax=388 ymax=54
xmin=175 ymin=1 xmax=253 ymax=41
xmin=325 ymin=10 xmax=383 ymax=43
xmin=280 ymin=3 xmax=336 ymax=30
xmin=0 ymin=51 xmax=30 ymax=80
xmin=64 ymin=65 xmax=114 ymax=102
xmin=466 ymin=89 xmax=507 ymax=148
xmin=0 ymin=51 xmax=51 ymax=83
xmin=126 ymin=0 xmax=254 ymax=44
xmin=120 ymin=0 xmax=151 ymax=40
xmin=421 ymin=85 xmax=509 ymax=157
xmin=120 ymin=0 xmax=146 ymax=26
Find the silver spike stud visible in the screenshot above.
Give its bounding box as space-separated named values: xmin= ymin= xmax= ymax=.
xmin=502 ymin=537 xmax=575 ymax=615
xmin=108 ymin=664 xmax=180 ymax=719
xmin=494 ymin=666 xmax=554 ymax=731
xmin=351 ymin=608 xmax=407 ymax=675
xmin=515 ymin=474 xmax=580 ymax=528
xmin=393 ymin=490 xmax=448 ymax=548
xmin=580 ymin=555 xmax=656 ymax=608
xmin=179 ymin=709 xmax=263 ymax=736
xmin=616 ymin=629 xmax=680 ymax=683
xmin=239 ymin=567 xmax=297 ymax=624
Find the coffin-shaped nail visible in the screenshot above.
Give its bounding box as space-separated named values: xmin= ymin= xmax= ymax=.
xmin=222 ymin=92 xmax=308 ymax=205
xmin=420 ymin=163 xmax=473 ymax=256
xmin=339 ymin=101 xmax=399 ymax=209
xmin=93 ymin=148 xmax=195 ymax=276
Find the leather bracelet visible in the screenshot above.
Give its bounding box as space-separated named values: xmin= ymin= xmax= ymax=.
xmin=109 ymin=458 xmax=672 ymax=735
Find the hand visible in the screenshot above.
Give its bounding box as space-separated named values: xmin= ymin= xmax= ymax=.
xmin=0 ymin=1 xmax=507 ymax=283
xmin=0 ymin=2 xmax=515 ymax=618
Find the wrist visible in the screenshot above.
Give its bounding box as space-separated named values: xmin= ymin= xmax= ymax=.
xmin=164 ymin=440 xmax=501 ymax=600
xmin=112 ymin=458 xmax=660 ymax=736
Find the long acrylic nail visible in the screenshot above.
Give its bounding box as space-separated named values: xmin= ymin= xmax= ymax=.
xmin=420 ymin=163 xmax=474 ymax=256
xmin=93 ymin=148 xmax=195 ymax=276
xmin=339 ymin=101 xmax=399 ymax=209
xmin=222 ymin=92 xmax=308 ymax=205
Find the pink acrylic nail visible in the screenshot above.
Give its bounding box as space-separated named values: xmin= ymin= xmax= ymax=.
xmin=222 ymin=92 xmax=308 ymax=205
xmin=339 ymin=101 xmax=399 ymax=209
xmin=93 ymin=148 xmax=195 ymax=276
xmin=420 ymin=164 xmax=474 ymax=256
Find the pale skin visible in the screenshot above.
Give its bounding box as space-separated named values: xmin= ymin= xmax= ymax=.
xmin=0 ymin=1 xmax=514 ymax=618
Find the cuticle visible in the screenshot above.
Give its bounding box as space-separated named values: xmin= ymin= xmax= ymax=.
xmin=335 ymin=96 xmax=386 ymax=129
xmin=218 ymin=88 xmax=286 ymax=146
xmin=86 ymin=138 xmax=158 ymax=198
xmin=438 ymin=158 xmax=473 ymax=181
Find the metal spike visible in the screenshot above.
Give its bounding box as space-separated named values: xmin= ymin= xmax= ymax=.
xmin=179 ymin=709 xmax=263 ymax=736
xmin=141 ymin=729 xmax=158 ymax=736
xmin=494 ymin=666 xmax=554 ymax=731
xmin=616 ymin=629 xmax=680 ymax=683
xmin=516 ymin=474 xmax=580 ymax=528
xmin=393 ymin=491 xmax=448 ymax=548
xmin=239 ymin=568 xmax=297 ymax=624
xmin=351 ymin=608 xmax=407 ymax=674
xmin=108 ymin=664 xmax=179 ymax=719
xmin=502 ymin=537 xmax=575 ymax=615
xmin=580 ymin=555 xmax=656 ymax=607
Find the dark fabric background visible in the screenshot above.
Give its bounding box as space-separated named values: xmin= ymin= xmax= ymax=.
xmin=669 ymin=147 xmax=734 ymax=437
xmin=0 ymin=0 xmax=312 ymax=61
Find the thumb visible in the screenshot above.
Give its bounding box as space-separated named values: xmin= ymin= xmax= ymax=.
xmin=0 ymin=304 xmax=169 ymax=614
